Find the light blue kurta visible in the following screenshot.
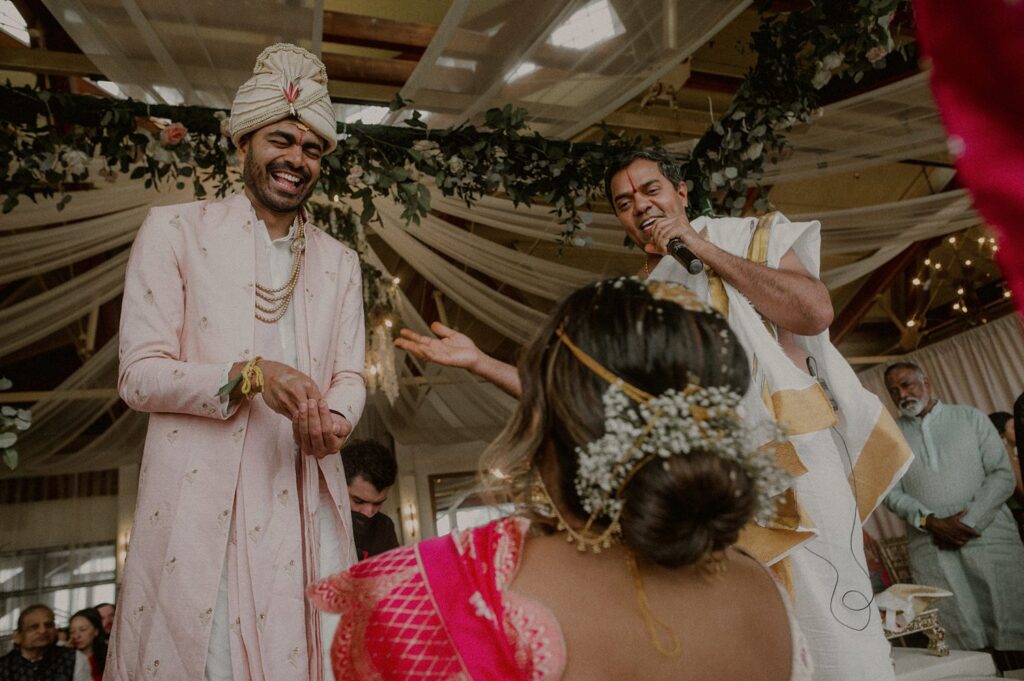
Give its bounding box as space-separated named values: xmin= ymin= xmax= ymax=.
xmin=886 ymin=401 xmax=1024 ymax=650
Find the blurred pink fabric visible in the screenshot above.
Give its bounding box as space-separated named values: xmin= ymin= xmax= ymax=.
xmin=914 ymin=0 xmax=1024 ymax=310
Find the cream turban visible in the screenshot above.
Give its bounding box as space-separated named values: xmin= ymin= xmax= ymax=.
xmin=229 ymin=43 xmax=337 ymax=153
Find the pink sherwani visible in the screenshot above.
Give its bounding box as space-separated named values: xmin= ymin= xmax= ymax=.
xmin=106 ymin=192 xmax=366 ymax=681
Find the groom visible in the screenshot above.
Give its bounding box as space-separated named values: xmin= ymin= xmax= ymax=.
xmin=109 ymin=44 xmax=366 ymax=681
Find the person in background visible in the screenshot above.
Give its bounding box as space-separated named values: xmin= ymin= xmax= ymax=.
xmin=989 ymin=410 xmax=1024 ymax=542
xmin=311 ymin=278 xmax=813 ymax=680
xmin=342 ymin=440 xmax=400 ymax=560
xmin=884 ymin=362 xmax=1024 ymax=661
xmin=91 ymin=603 xmax=114 ymax=637
xmin=68 ymin=608 xmax=106 ymax=681
xmin=0 ymin=604 xmax=90 ymax=681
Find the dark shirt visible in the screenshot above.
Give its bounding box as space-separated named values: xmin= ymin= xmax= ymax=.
xmin=351 ymin=511 xmax=400 ymax=560
xmin=0 ymin=646 xmax=77 ymax=681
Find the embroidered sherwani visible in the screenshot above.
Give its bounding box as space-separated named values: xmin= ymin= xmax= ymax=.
xmin=651 ymin=213 xmax=913 ymax=681
xmin=886 ymin=402 xmax=1024 ymax=650
xmin=107 ymin=192 xmax=366 ymax=681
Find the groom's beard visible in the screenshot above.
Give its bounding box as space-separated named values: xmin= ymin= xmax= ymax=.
xmin=899 ymin=397 xmax=927 ymax=417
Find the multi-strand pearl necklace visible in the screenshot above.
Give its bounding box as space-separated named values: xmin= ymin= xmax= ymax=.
xmin=255 ymin=211 xmax=306 ymax=323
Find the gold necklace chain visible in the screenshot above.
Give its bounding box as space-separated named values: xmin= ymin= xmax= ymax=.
xmin=255 ymin=211 xmax=306 ymax=324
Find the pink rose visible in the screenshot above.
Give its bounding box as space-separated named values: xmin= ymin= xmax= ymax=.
xmin=159 ymin=122 xmax=188 ymax=146
xmin=866 ymin=46 xmax=888 ymax=64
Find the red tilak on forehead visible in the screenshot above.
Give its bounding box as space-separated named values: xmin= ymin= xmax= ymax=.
xmin=625 ymin=169 xmax=638 ymax=193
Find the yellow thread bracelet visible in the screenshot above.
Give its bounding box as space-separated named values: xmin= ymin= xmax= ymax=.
xmin=240 ymin=357 xmax=264 ymax=400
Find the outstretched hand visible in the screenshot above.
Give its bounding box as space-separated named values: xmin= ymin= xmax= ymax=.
xmin=395 ymin=322 xmax=483 ymax=371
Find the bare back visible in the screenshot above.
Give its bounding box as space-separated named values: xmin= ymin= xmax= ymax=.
xmin=508 ymin=533 xmax=795 ymax=681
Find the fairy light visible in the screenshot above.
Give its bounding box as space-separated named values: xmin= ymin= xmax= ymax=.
xmin=956 ymin=287 xmax=965 ymax=295
xmin=392 ymin=276 xmax=401 ymax=286
xmin=964 ymin=259 xmax=973 ymax=266
xmin=933 ymin=262 xmax=942 ymax=271
xmin=1005 ymin=290 xmax=1013 ymax=299
xmin=369 ymin=365 xmax=379 ymax=376
xmin=906 ymin=319 xmax=917 ymax=328
xmin=978 ymin=237 xmax=987 ymax=245
xmin=384 ymin=318 xmax=394 ymax=329
xmin=948 ymin=236 xmax=956 ymax=244
xmin=911 ymin=277 xmax=922 ymax=286
xmin=924 ymin=258 xmax=932 ymax=266
xmin=952 ymin=303 xmax=960 ymax=311
xmin=989 ymin=237 xmax=996 ymax=244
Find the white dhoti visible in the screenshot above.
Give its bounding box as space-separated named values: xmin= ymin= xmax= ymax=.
xmin=652 ymin=212 xmax=913 ymax=681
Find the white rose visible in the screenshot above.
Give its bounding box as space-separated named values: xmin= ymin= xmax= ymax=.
xmin=448 ymin=156 xmax=464 ymax=174
xmin=822 ymin=52 xmax=844 ymax=71
xmin=811 ymin=66 xmax=832 ymax=90
xmin=62 ymin=149 xmax=90 ymax=176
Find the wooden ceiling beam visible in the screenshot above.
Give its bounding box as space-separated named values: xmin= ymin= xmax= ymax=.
xmin=0 ymin=46 xmax=100 ymax=78
xmin=830 ymin=237 xmax=941 ymax=345
xmin=317 ymin=52 xmax=416 ymax=86
xmin=322 ymin=11 xmax=435 ymax=53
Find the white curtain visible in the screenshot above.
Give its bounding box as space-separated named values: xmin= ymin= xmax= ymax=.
xmin=1 ymin=206 xmax=145 ymax=285
xmin=40 ymin=0 xmax=323 ymax=107
xmin=6 ymin=337 xmax=122 ymax=476
xmin=758 ymin=72 xmax=947 ymax=184
xmin=401 ymin=208 xmax=598 ymax=300
xmin=374 ymin=200 xmax=548 ymax=343
xmin=1 ymin=181 xmax=190 ymax=231
xmin=0 ymin=250 xmax=129 ymax=358
xmin=390 ymin=0 xmax=749 ymax=138
xmin=362 ymin=246 xmax=516 ymax=446
xmin=858 ymin=314 xmax=1024 ymax=416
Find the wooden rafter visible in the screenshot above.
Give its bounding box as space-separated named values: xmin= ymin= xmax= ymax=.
xmin=829 ymin=237 xmax=942 ymax=345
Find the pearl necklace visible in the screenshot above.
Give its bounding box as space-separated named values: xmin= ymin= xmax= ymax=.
xmin=255 ymin=211 xmax=306 ymax=323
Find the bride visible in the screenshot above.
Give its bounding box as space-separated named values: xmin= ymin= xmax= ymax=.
xmin=309 ymin=277 xmax=812 ymax=680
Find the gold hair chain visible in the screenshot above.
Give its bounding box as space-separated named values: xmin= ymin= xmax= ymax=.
xmin=255 ymin=210 xmax=306 ymax=323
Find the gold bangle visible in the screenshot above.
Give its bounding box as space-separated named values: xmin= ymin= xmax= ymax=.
xmin=240 ymin=356 xmax=264 ymax=400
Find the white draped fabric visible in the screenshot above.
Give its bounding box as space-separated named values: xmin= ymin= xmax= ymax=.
xmin=1 ymin=337 xmax=122 ymax=478
xmin=389 ymin=0 xmax=749 ymax=138
xmin=1 ymin=206 xmax=145 ymax=285
xmin=1 ymin=181 xmax=191 ymax=231
xmin=401 ymin=207 xmax=598 ymax=300
xmin=0 ymin=249 xmax=129 ymax=357
xmin=760 ymin=72 xmax=948 ymax=184
xmin=374 ymin=200 xmax=548 ymax=343
xmin=361 ymin=247 xmax=516 ymax=446
xmin=858 ymin=314 xmax=1024 ymax=416
xmin=39 ymin=0 xmax=323 ymax=107
xmin=428 ymin=183 xmax=983 ymax=290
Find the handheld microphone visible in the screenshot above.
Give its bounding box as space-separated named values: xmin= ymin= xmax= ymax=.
xmin=667 ymin=238 xmax=704 ymax=274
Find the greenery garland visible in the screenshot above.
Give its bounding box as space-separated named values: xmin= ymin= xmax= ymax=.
xmin=0 ymin=0 xmax=911 ymax=314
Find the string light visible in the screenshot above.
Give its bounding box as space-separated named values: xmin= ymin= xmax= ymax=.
xmin=924 ymin=258 xmax=932 ymax=266
xmin=906 ymin=319 xmax=917 ymax=328
xmin=964 ymin=259 xmax=973 ymax=266
xmin=1005 ymin=290 xmax=1013 ymax=299
xmin=952 ymin=303 xmax=960 ymax=311
xmin=978 ymin=237 xmax=987 ymax=245
xmin=384 ymin=318 xmax=394 ymax=329
xmin=911 ymin=277 xmax=922 ymax=286
xmin=933 ymin=263 xmax=942 ymax=271
xmin=956 ymin=287 xmax=964 ymax=295
xmin=948 ymin=236 xmax=956 ymax=244
xmin=392 ymin=276 xmax=401 ymax=286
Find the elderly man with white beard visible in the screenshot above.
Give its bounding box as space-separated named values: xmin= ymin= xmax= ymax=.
xmin=883 ymin=361 xmax=1024 ymax=657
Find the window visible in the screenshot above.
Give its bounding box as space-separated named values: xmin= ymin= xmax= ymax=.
xmin=429 ymin=472 xmax=514 ymax=537
xmin=0 ymin=543 xmax=116 ymax=645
